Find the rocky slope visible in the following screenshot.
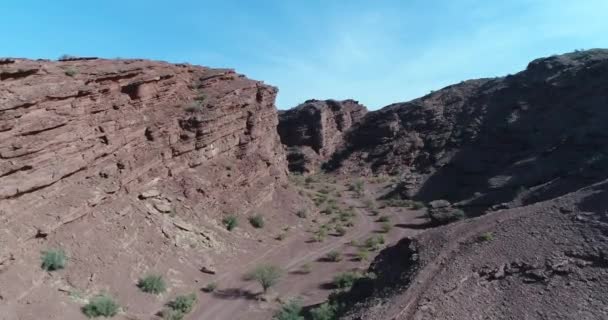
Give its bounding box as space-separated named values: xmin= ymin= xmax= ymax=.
xmin=327 ymin=49 xmax=608 ymax=212
xmin=278 ymin=99 xmax=366 ymax=173
xmin=0 ymin=58 xmax=288 ymax=318
xmin=323 ymin=50 xmax=608 ymax=319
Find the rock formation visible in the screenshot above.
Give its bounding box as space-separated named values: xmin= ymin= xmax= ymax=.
xmin=327 ymin=49 xmax=608 ymax=212
xmin=324 ymin=49 xmax=608 ymax=320
xmin=0 ymin=58 xmax=287 ymax=318
xmin=277 ymin=99 xmax=366 ymax=172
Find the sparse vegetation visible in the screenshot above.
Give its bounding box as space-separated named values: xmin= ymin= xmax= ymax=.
xmin=249 ymin=214 xmax=265 ymax=228
xmin=364 ymin=235 xmax=385 ymax=251
xmin=160 ymin=309 xmax=185 ymax=320
xmin=65 ymin=67 xmax=78 ymax=77
xmin=310 ymin=302 xmax=337 ymax=320
xmin=167 ymin=293 xmax=197 ymax=314
xmin=203 ymin=282 xmax=217 ymax=293
xmin=380 ymin=222 xmax=392 ymax=233
xmin=324 ymin=250 xmax=342 ymax=262
xmin=137 ymin=274 xmax=166 ymax=294
xmin=333 ymin=271 xmax=361 ymax=289
xmin=222 ymin=215 xmax=238 ymax=231
xmin=276 ymin=233 xmax=286 ymax=241
xmin=300 ymin=263 xmax=312 ymax=274
xmin=334 ymin=225 xmax=347 ymax=236
xmin=273 ymin=299 xmax=304 ymax=320
xmin=183 ymin=101 xmax=203 ymax=113
xmin=349 ymin=179 xmax=364 ymax=197
xmin=356 ymin=248 xmax=369 ymax=261
xmin=246 ymin=264 xmax=282 ymax=293
xmin=478 ymin=232 xmax=494 ymax=242
xmin=82 ymin=294 xmax=119 ymax=318
xmin=41 ymin=249 xmax=67 ymax=271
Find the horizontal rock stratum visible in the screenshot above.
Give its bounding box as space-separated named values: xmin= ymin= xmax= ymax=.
xmin=0 ymin=58 xmax=287 ymax=318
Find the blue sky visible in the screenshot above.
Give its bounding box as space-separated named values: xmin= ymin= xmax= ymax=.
xmin=2 ymin=0 xmax=607 ymax=109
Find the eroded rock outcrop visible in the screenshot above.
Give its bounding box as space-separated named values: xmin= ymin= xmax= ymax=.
xmin=328 ymin=49 xmax=608 ymax=211
xmin=0 ymin=58 xmax=287 ymax=318
xmin=277 ymin=99 xmax=366 ymax=172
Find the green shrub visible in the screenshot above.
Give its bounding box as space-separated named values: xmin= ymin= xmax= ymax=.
xmin=222 ymin=215 xmax=238 ymax=231
xmin=183 ymin=101 xmax=202 ymax=113
xmin=160 ymin=309 xmax=185 ymax=320
xmin=380 ymin=222 xmax=392 ymax=233
xmin=82 ymin=294 xmax=119 ymax=318
xmin=249 ymin=214 xmax=265 ymax=228
xmin=364 ymin=235 xmax=384 ymax=251
xmin=203 ymin=282 xmax=217 ymax=293
xmin=41 ymin=249 xmax=67 ymax=271
xmin=312 ymin=228 xmax=327 ymax=242
xmin=324 ymin=251 xmax=342 ymax=262
xmin=310 ymin=302 xmax=337 ymax=320
xmin=137 ymin=274 xmax=166 ymax=294
xmin=412 ymin=201 xmax=426 ymax=209
xmin=65 ymin=68 xmax=78 ymax=77
xmin=478 ymin=232 xmax=494 ymax=242
xmin=273 ymin=299 xmax=304 ymax=320
xmin=334 ymin=225 xmax=347 ymax=236
xmin=300 ymin=263 xmax=312 ymax=274
xmin=167 ymin=293 xmax=197 ymax=314
xmin=356 ymin=248 xmax=369 ymax=261
xmin=333 ymin=271 xmax=361 ymax=289
xmin=246 ymin=264 xmax=282 ymax=293
xmin=348 ymin=180 xmax=364 ymax=198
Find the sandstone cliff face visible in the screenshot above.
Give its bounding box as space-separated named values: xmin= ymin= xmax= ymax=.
xmin=277 ymin=99 xmax=366 ymax=172
xmin=328 ymin=49 xmax=608 ymax=210
xmin=0 ymin=58 xmax=286 ymax=318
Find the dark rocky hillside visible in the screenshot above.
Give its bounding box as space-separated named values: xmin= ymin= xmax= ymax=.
xmin=320 ymin=49 xmax=608 ymax=320
xmin=327 ymin=49 xmax=608 ymax=213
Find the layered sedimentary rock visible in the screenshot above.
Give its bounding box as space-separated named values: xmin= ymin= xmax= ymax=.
xmin=0 ymin=58 xmax=286 ymax=318
xmin=277 ymin=99 xmax=366 ymax=172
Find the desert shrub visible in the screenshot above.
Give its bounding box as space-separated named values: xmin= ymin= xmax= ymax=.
xmin=478 ymin=232 xmax=494 ymax=242
xmin=203 ymin=282 xmax=217 ymax=293
xmin=82 ymin=294 xmax=119 ymax=318
xmin=295 ymin=209 xmax=307 ymax=218
xmin=356 ymin=248 xmax=369 ymax=261
xmin=41 ymin=249 xmax=67 ymax=271
xmin=273 ymin=299 xmax=304 ymax=320
xmin=160 ymin=309 xmax=185 ymax=320
xmin=137 ymin=274 xmax=166 ymax=294
xmin=167 ymin=293 xmax=197 ymax=314
xmin=300 ymin=263 xmax=312 ymax=274
xmin=249 ymin=214 xmax=265 ymax=228
xmin=65 ymin=67 xmax=78 ymax=77
xmin=428 ymin=208 xmax=466 ymax=225
xmin=412 ymin=201 xmax=426 ymax=209
xmin=363 ymin=198 xmax=375 ymax=209
xmin=348 ymin=179 xmax=364 ymax=197
xmin=276 ymin=233 xmax=286 ymax=241
xmin=310 ymin=302 xmax=337 ymax=320
xmin=324 ymin=251 xmax=342 ymax=262
xmin=380 ymin=222 xmax=392 ymax=233
xmin=304 ymin=176 xmax=316 ymax=185
xmin=313 ymin=228 xmax=327 ymax=242
xmin=364 ymin=235 xmax=384 ymax=251
xmin=377 ymin=215 xmax=390 ymax=223
xmin=246 ymin=264 xmax=282 ymax=292
xmin=222 ymin=215 xmax=238 ymax=231
xmin=183 ymin=101 xmax=202 ymax=112
xmin=370 ymin=210 xmax=380 ymax=216
xmin=333 ymin=271 xmax=361 ymax=289
xmin=334 ymin=225 xmax=346 ymax=236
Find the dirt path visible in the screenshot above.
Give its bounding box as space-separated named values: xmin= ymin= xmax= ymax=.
xmin=188 ymin=182 xmax=424 ymax=320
